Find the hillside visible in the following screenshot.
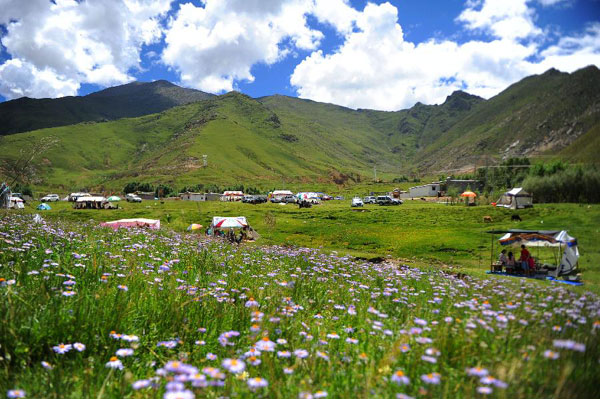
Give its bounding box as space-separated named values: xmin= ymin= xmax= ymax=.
xmin=0 ymin=66 xmax=598 ymax=190
xmin=0 ymin=80 xmax=214 ymax=135
xmin=417 ymin=66 xmax=600 ymax=171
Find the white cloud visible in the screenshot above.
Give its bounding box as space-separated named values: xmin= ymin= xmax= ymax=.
xmin=0 ymin=58 xmax=79 ymax=99
xmin=536 ymin=23 xmax=600 ymax=72
xmin=290 ymin=1 xmax=600 ymax=110
xmin=161 ymin=0 xmax=323 ymax=93
xmin=0 ymin=0 xmax=172 ymax=99
xmin=457 ymin=0 xmax=541 ymax=40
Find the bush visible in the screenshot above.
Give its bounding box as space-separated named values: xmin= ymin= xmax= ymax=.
xmin=124 ymin=182 xmax=155 ymax=194
xmin=523 ymin=166 xmax=600 ymax=203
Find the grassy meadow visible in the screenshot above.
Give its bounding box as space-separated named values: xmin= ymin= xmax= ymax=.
xmin=15 ymin=198 xmax=600 ymax=291
xmin=2 ymin=200 xmax=599 ymax=398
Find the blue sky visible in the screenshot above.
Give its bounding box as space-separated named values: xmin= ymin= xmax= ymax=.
xmin=0 ymin=0 xmax=599 ymax=110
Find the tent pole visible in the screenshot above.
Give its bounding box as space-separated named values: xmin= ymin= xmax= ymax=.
xmin=490 ymin=234 xmax=494 ymax=272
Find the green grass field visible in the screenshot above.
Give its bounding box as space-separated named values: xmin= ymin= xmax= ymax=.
xmin=1 ymin=204 xmax=599 ymax=399
xmin=11 ymin=199 xmax=600 ymax=292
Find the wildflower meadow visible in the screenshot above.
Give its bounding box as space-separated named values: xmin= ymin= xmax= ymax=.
xmin=1 ymin=214 xmax=599 ymax=398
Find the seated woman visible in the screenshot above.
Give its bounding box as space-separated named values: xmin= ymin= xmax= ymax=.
xmin=506 ymin=252 xmax=516 ymax=273
xmin=498 ymin=249 xmax=508 ymax=265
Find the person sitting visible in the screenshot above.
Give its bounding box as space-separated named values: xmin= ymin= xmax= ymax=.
xmin=498 ymin=249 xmax=508 ymax=265
xmin=506 ymin=252 xmax=516 ymax=273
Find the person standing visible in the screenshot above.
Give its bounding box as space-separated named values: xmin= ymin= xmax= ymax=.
xmin=519 ymin=245 xmax=530 ymax=275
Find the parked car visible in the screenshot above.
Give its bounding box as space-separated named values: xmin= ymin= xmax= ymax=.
xmin=270 ymin=196 xmax=283 ymax=203
xmin=321 ymin=194 xmax=333 ymax=201
xmin=126 ymin=193 xmax=142 ymax=203
xmin=41 ymin=194 xmax=60 ymax=202
xmin=283 ymin=195 xmax=297 ymax=204
xmin=243 ymin=195 xmax=267 ymax=204
xmin=363 ymin=196 xmax=377 ymax=204
xmin=351 ymin=197 xmax=364 ymax=207
xmin=334 ymin=196 xmax=344 ymax=200
xmin=376 ymin=195 xmax=402 ymax=205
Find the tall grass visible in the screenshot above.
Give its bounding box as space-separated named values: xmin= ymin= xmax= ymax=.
xmin=1 ymin=214 xmax=599 ymax=398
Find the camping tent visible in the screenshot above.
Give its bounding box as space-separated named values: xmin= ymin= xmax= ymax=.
xmin=490 ymin=229 xmax=579 ymax=277
xmin=8 ymin=196 xmax=24 ymax=209
xmin=496 ymin=187 xmax=533 ymax=209
xmin=107 ymin=196 xmax=121 ymax=202
xmin=100 ymin=218 xmax=160 ymax=230
xmin=272 ymin=190 xmax=294 ymax=199
xmin=211 ymin=216 xmax=248 ymax=229
xmin=187 ymin=223 xmax=203 ymax=231
xmin=37 ymin=203 xmax=51 ymax=210
xmin=222 ymin=191 xmax=244 ymax=201
xmin=295 ymin=192 xmax=321 ymax=202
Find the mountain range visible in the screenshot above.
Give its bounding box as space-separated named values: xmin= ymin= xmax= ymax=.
xmin=0 ymin=66 xmax=598 ymax=190
xmin=0 ymin=80 xmax=213 ymax=135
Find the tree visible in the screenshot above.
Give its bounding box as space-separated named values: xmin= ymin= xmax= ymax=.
xmin=0 ymin=136 xmax=60 ymax=186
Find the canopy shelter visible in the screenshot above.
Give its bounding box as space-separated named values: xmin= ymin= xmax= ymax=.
xmin=100 ymin=218 xmax=160 ymax=230
xmin=487 ymin=229 xmax=579 ymax=277
xmin=495 ymin=187 xmax=533 ymax=209
xmin=186 ymin=223 xmax=203 ymax=231
xmin=460 ymin=191 xmax=477 ymax=198
xmin=271 ymin=190 xmax=294 ymax=199
xmin=211 ymin=216 xmax=248 ymax=229
xmin=74 ymin=196 xmax=114 ymax=209
xmin=37 ymin=203 xmax=51 ymax=210
xmin=222 ymin=191 xmax=244 ymax=201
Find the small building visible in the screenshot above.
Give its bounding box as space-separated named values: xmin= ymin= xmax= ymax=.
xmin=136 ymin=191 xmax=156 ymax=200
xmin=180 ymin=192 xmax=206 ymax=201
xmin=205 ymin=193 xmax=222 ymax=201
xmin=407 ymin=183 xmax=441 ymax=198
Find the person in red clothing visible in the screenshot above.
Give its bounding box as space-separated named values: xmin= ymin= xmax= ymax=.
xmin=518 ymin=245 xmax=530 ymax=275
xmin=528 ymin=255 xmax=536 ymax=273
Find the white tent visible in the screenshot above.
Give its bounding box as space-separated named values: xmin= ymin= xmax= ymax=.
xmin=496 ymin=187 xmax=533 ymax=209
xmin=272 ymin=190 xmax=293 ymax=198
xmin=498 ymin=230 xmax=579 ymax=276
xmin=8 ymin=196 xmax=24 ymax=209
xmin=211 ymin=216 xmax=248 ymax=229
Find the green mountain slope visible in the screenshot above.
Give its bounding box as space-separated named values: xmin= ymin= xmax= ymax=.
xmin=0 ymin=80 xmax=214 ymax=136
xmin=417 ymin=66 xmax=600 ymax=171
xmin=0 ymin=66 xmax=598 ymax=190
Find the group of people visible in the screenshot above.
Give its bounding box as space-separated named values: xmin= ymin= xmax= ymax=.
xmin=498 ymin=245 xmax=536 ymax=276
xmin=209 ymin=226 xmax=253 ymax=244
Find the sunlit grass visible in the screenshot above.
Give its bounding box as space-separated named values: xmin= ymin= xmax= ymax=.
xmin=1 ymin=213 xmax=599 ymax=398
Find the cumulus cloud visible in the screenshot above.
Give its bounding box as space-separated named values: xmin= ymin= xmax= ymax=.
xmin=161 ymin=0 xmax=323 ymax=93
xmin=0 ymin=0 xmax=172 ymax=99
xmin=457 ymin=0 xmax=542 ymax=40
xmin=290 ymin=0 xmax=600 ymax=110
